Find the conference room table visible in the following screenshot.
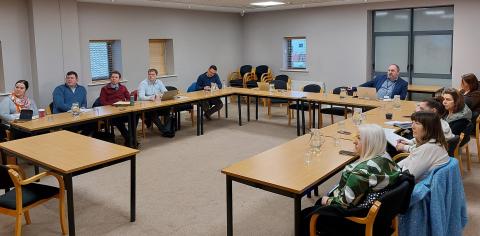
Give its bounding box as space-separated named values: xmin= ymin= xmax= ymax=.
xmin=407 ymin=84 xmax=444 ymax=100
xmin=222 ymin=100 xmax=418 ymax=236
xmin=0 ymin=131 xmax=139 ymax=236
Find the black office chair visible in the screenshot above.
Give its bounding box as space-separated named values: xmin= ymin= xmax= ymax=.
xmin=267 ymin=80 xmax=289 ymax=117
xmin=319 ymin=86 xmax=354 ymax=127
xmin=228 ymin=65 xmax=254 ymax=88
xmin=288 ymin=84 xmax=321 ymax=127
xmin=166 ymin=86 xmax=194 ymax=130
xmin=251 ymin=65 xmax=272 ymax=86
xmin=309 ymin=173 xmax=415 ymax=236
xmin=274 ymin=74 xmax=290 ymax=90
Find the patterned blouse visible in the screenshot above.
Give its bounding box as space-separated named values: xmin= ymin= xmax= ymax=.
xmin=326 ymin=155 xmax=401 ymax=208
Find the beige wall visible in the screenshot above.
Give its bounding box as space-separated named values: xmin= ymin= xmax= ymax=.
xmin=243 ymin=0 xmax=462 ymax=90
xmin=0 ymin=0 xmax=32 ymax=94
xmin=0 ymin=0 xmax=479 ymax=107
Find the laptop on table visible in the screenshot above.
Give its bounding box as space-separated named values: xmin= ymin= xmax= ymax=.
xmin=161 ymin=90 xmax=179 ymax=101
xmin=356 ymin=87 xmax=378 ymax=100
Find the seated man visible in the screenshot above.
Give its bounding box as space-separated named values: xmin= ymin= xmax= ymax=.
xmin=360 ymin=64 xmax=408 ymax=100
xmin=196 ymin=65 xmax=223 ymax=120
xmin=138 ymin=68 xmax=174 ymax=137
xmin=99 ymin=71 xmax=138 ymax=146
xmin=52 ymin=71 xmax=96 ymax=136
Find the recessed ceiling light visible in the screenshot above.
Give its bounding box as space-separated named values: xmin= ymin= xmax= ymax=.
xmin=250 ymin=1 xmax=285 ymax=7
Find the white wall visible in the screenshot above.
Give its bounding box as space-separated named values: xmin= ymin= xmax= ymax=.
xmin=77 ymin=3 xmax=243 ymax=104
xmin=0 ymin=0 xmax=32 ymax=94
xmin=243 ymin=0 xmax=462 ymax=90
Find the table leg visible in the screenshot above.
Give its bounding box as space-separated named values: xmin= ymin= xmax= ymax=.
xmin=237 ymin=95 xmax=242 ymax=126
xmin=130 ymin=156 xmax=136 ymax=222
xmin=296 ymin=100 xmax=300 ymax=136
xmin=255 ymin=96 xmax=259 ymax=121
xmin=64 ymin=174 xmax=76 ymax=236
xmin=247 ymin=96 xmax=250 ymax=122
xmin=200 ymin=104 xmax=204 ymax=135
xmin=312 ymin=103 xmax=316 ymax=128
xmin=294 ymin=195 xmax=301 ymax=236
xmin=197 ymin=102 xmax=201 ymax=136
xmin=227 ymin=176 xmax=233 ymax=236
xmin=302 ymin=104 xmax=306 ymax=135
xmin=225 ymin=96 xmax=229 ymax=118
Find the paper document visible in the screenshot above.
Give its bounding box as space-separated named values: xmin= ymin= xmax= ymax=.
xmin=113 ymin=101 xmax=130 ymax=106
xmin=384 ymin=128 xmax=409 ymax=147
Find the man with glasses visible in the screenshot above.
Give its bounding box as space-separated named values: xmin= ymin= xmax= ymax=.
xmin=360 ymin=64 xmax=408 ymax=100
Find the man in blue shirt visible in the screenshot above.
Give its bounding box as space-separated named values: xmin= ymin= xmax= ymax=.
xmin=196 ymin=65 xmax=223 ymax=120
xmin=137 ymin=68 xmax=173 ymax=137
xmin=52 ymin=71 xmax=95 ymax=136
xmin=359 ymin=64 xmax=408 ymax=100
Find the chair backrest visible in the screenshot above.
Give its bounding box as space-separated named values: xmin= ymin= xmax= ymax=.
xmin=373 ymin=173 xmax=415 ymax=235
xmin=460 ymin=121 xmax=473 ymax=146
xmin=272 ymin=80 xmax=287 ymax=90
xmin=187 ymin=82 xmax=197 ymax=92
xmin=92 ymin=97 xmax=102 ymax=107
xmin=0 ymin=165 xmax=14 ymax=190
xmin=48 ymin=102 xmax=54 ymax=115
xmin=131 ymin=90 xmax=138 ymax=101
xmin=303 ymin=84 xmax=321 ymax=93
xmin=239 ymin=65 xmax=252 ymax=77
xmin=166 ymin=86 xmax=178 ymax=91
xmin=255 ymin=65 xmax=269 ymax=80
xmin=275 ymin=74 xmax=289 ymax=83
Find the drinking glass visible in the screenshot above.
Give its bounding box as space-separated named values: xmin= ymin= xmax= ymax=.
xmin=71 ymin=102 xmax=80 ymax=117
xmin=352 ymin=108 xmax=362 ymax=126
xmin=393 ymin=95 xmax=401 ymax=109
xmin=304 ymin=148 xmax=313 ymax=165
xmin=339 ymin=88 xmax=347 ymax=99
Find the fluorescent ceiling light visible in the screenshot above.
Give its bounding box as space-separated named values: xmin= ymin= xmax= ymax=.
xmin=424 ymin=10 xmax=445 ymax=15
xmin=250 ymin=1 xmax=285 ymax=7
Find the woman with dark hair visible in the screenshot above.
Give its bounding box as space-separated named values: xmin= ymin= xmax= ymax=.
xmin=0 ymin=80 xmax=38 ymax=125
xmin=415 ymin=97 xmax=454 ymax=140
xmin=396 ymin=111 xmax=449 ymax=181
xmin=460 ymin=73 xmax=480 ymax=113
xmin=442 ymin=88 xmax=471 ymax=135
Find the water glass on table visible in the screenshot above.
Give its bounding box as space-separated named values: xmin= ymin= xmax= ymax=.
xmin=71 ymin=102 xmax=80 ymax=117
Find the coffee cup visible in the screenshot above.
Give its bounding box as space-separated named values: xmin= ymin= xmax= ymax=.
xmin=385 ymin=113 xmax=393 ymax=120
xmin=38 ymin=109 xmax=46 ymax=118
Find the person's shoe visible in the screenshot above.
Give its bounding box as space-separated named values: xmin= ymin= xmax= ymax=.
xmin=204 ymin=113 xmax=212 ymax=121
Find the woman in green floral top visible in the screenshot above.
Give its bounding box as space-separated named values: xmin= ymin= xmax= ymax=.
xmin=302 ymin=124 xmax=401 ymax=235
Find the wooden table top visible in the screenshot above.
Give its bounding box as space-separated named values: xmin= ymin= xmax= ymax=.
xmin=408 ymin=84 xmax=444 ymax=93
xmin=0 ymin=131 xmax=139 ymax=174
xmin=222 ymin=100 xmax=417 ymax=194
xmin=222 ymin=135 xmax=357 ymax=194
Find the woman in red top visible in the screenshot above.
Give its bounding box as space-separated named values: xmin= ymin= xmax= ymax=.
xmin=99 ymin=71 xmax=136 ymax=146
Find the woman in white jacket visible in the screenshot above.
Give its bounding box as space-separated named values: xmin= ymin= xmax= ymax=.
xmin=396 ymin=111 xmax=450 ymax=181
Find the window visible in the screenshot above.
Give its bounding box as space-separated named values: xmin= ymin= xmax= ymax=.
xmin=285 ymin=37 xmax=307 ymax=70
xmin=372 ymin=6 xmax=453 ymax=94
xmin=149 ymin=39 xmax=175 ymax=76
xmin=89 ymin=40 xmax=122 ymax=81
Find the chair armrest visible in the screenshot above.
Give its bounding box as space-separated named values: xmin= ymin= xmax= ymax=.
xmin=243 ymin=72 xmax=254 ymax=82
xmin=310 ymin=213 xmax=320 ymax=236
xmin=345 ymin=201 xmax=381 ymax=225
xmin=20 ymin=171 xmax=64 ymax=187
xmin=392 ymin=153 xmax=409 ymax=163
xmin=5 ymin=164 xmax=26 ymax=179
xmin=228 ymin=72 xmax=240 ymax=81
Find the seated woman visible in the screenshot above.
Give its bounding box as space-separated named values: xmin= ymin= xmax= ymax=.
xmin=99 ymin=71 xmax=137 ymax=146
xmin=414 ymin=97 xmax=454 ymax=141
xmin=302 ymin=124 xmax=401 ymax=235
xmin=0 ymin=80 xmax=38 ymax=139
xmin=442 ymin=88 xmax=471 ymax=135
xmin=396 ymin=111 xmax=450 ymax=181
xmin=460 ymin=73 xmax=480 ymax=115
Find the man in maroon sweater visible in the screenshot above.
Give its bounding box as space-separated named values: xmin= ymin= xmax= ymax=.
xmin=99 ymin=71 xmax=137 ymax=146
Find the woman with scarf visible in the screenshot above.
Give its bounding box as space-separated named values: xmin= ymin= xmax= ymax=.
xmin=0 ymin=80 xmax=38 ymax=139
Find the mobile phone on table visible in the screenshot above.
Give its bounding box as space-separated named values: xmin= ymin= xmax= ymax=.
xmin=339 ymin=150 xmax=357 ymax=156
xmin=337 ymin=130 xmax=352 ymax=135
